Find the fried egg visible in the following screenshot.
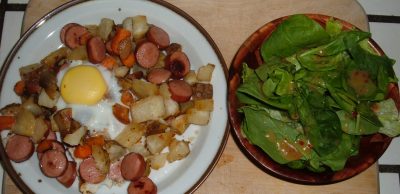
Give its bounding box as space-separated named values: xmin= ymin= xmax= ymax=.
xmin=56 ymin=60 xmax=126 ymax=139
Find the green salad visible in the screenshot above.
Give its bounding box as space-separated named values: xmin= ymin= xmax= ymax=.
xmin=237 ymin=14 xmax=400 ymax=172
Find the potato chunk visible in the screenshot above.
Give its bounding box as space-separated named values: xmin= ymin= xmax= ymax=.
xmin=187 ymin=108 xmax=211 ymax=125
xmin=170 ymin=114 xmax=189 ymax=135
xmin=146 ymin=132 xmax=173 ymax=154
xmin=114 ymin=123 xmax=145 ymax=148
xmin=168 ymin=139 xmax=190 ymax=162
xmin=130 ymin=95 xmax=165 ymax=123
xmin=196 ymin=63 xmax=215 ymax=82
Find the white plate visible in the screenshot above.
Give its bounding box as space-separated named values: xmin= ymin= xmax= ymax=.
xmin=0 ymin=0 xmax=229 ymax=193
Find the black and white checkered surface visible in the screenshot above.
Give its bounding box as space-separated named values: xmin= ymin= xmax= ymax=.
xmin=0 ymin=0 xmax=399 ymax=193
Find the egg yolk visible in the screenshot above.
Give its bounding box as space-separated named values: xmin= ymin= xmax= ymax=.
xmin=60 ymin=65 xmax=107 ymax=105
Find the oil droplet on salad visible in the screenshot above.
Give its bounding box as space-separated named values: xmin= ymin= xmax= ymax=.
xmin=276 ymin=139 xmax=303 ymax=161
xmin=347 ymin=70 xmax=376 ymax=97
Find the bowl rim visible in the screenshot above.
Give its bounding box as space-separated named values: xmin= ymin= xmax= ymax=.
xmin=0 ymin=0 xmax=230 ymax=193
xmin=228 ymin=13 xmax=394 ymax=185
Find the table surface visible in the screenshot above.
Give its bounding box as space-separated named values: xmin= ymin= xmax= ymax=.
xmin=4 ymin=0 xmax=378 ymax=194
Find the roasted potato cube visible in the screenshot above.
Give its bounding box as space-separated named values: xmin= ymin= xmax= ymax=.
xmin=41 ymin=47 xmax=70 ymax=68
xmin=38 ymin=90 xmax=59 ymax=108
xmin=170 ymin=114 xmax=189 ymax=135
xmin=194 ymin=99 xmax=214 ymax=111
xmin=130 ymin=96 xmax=165 ymax=123
xmin=12 ymin=108 xmax=35 ymax=137
xmin=131 ymin=79 xmax=158 ymax=98
xmin=63 ymin=126 xmax=88 ymax=146
xmin=132 ymin=15 xmax=149 ymax=41
xmin=104 ymin=141 xmax=126 ymax=162
xmin=183 ymin=70 xmax=197 ymax=85
xmin=31 ymin=117 xmax=48 ymax=143
xmin=187 ymin=108 xmax=211 ymax=125
xmin=144 ymin=120 xmax=168 ymax=136
xmin=164 ymin=98 xmax=179 ymax=118
xmin=196 ymin=63 xmax=215 ymax=82
xmin=129 ymin=143 xmax=151 ymax=157
xmin=167 ymin=139 xmax=190 ymax=162
xmin=146 ymin=132 xmax=174 ymax=154
xmin=115 ymin=123 xmax=146 ymax=148
xmin=92 ymin=145 xmax=110 ymax=174
xmin=98 ymin=18 xmax=114 ymax=41
xmin=67 ymin=45 xmax=88 ymax=61
xmin=149 ymin=153 xmax=168 ymax=170
xmin=159 ymin=83 xmax=171 ymax=99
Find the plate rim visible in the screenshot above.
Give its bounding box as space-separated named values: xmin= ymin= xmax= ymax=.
xmin=228 ymin=13 xmax=393 ymax=185
xmin=0 ymin=0 xmax=230 ymax=193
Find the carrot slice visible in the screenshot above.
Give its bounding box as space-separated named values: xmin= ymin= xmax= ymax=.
xmin=121 ymin=52 xmax=136 ymax=68
xmin=14 ymin=80 xmax=25 ymax=96
xmin=112 ymin=103 xmax=131 ymax=124
xmin=0 ymin=116 xmax=15 ymax=131
xmin=121 ymin=90 xmax=135 ymax=106
xmin=85 ymin=135 xmax=106 ymax=147
xmin=36 ymin=139 xmax=54 ymax=153
xmin=101 ymin=55 xmax=117 ymax=70
xmin=111 ymin=28 xmax=131 ymax=55
xmin=74 ymin=144 xmax=92 ymax=159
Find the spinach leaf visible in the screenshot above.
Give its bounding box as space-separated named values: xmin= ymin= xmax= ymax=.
xmin=319 ymin=133 xmax=360 ymax=171
xmin=240 ymin=106 xmax=305 ymax=164
xmin=260 ymin=14 xmax=330 ymax=60
xmin=373 ymin=99 xmax=400 ymax=137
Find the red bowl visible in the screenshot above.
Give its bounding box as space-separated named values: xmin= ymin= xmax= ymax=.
xmin=228 ymin=14 xmax=398 ymax=184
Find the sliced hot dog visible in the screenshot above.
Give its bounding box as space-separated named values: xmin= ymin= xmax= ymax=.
xmin=60 ymin=23 xmax=79 ymax=44
xmin=79 ymin=157 xmax=106 ymax=184
xmin=108 ymin=160 xmax=124 ymax=183
xmin=135 ymin=41 xmax=160 ymax=69
xmin=64 ymin=25 xmax=88 ymax=49
xmin=39 ymin=149 xmax=68 ymax=178
xmin=147 ymin=68 xmax=171 ymax=84
xmin=164 ymin=51 xmax=190 ymax=79
xmin=57 ymin=161 xmax=77 ymax=188
xmin=168 ymin=80 xmax=193 ymax=102
xmin=5 ymin=134 xmax=34 ymax=163
xmin=147 ymin=25 xmax=170 ymax=49
xmin=118 ymin=38 xmax=133 ymax=60
xmin=128 ymin=177 xmax=157 ymax=194
xmin=37 ymin=139 xmax=65 ymax=159
xmin=87 ymin=36 xmax=106 ymax=64
xmin=121 ymin=153 xmax=146 ymax=181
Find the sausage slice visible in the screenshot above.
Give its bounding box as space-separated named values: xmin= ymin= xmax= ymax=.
xmin=64 ymin=25 xmax=88 ymax=49
xmin=135 ymin=41 xmax=160 ymax=69
xmin=60 ymin=23 xmax=79 ymax=44
xmin=128 ymin=177 xmax=157 ymax=194
xmin=57 ymin=161 xmax=77 ymax=188
xmin=5 ymin=134 xmax=34 ymax=163
xmin=36 ymin=139 xmax=65 ymax=159
xmin=147 ymin=68 xmax=171 ymax=84
xmin=168 ymin=80 xmax=193 ymax=102
xmin=147 ymin=25 xmax=170 ymax=49
xmin=79 ymin=157 xmax=106 ymax=184
xmin=39 ymin=149 xmax=68 ymax=178
xmin=164 ymin=51 xmax=190 ymax=79
xmin=121 ymin=153 xmax=146 ymax=181
xmin=87 ymin=36 xmax=106 ymax=64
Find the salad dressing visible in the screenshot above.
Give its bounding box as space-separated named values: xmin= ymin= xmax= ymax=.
xmin=276 ymin=139 xmax=302 ymax=161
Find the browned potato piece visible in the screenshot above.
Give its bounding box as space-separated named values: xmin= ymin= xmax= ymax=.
xmin=31 ymin=117 xmax=48 ymax=143
xmin=91 ymin=145 xmax=110 ymax=174
xmin=148 ymin=153 xmax=168 ymax=170
xmin=63 ymin=126 xmax=87 ymax=146
xmin=130 ymin=96 xmax=165 ymax=123
xmin=193 ymin=99 xmax=214 ymax=111
xmin=114 ymin=123 xmax=146 ymax=148
xmin=187 ymin=108 xmax=211 ymax=125
xmin=146 ymin=132 xmax=174 ymax=154
xmin=167 ymin=139 xmax=190 ymax=162
xmin=196 ymin=63 xmax=215 ymax=82
xmin=12 ymin=108 xmax=35 ymax=137
xmin=170 ymin=114 xmax=189 ymax=135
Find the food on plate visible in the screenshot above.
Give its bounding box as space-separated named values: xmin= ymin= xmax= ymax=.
xmin=236 ymin=14 xmax=400 ymax=172
xmin=0 ymin=15 xmax=215 ymax=193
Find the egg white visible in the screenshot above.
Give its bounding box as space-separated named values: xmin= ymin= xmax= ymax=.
xmin=56 ymin=60 xmax=126 ymax=139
